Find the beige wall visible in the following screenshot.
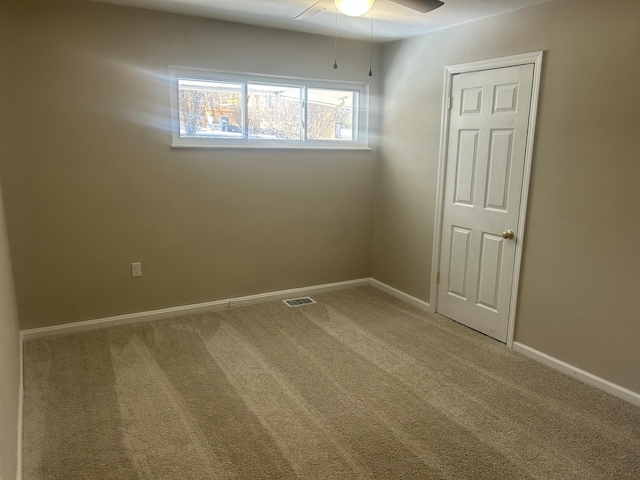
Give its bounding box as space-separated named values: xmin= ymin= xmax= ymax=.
xmin=376 ymin=0 xmax=640 ymax=392
xmin=0 ymin=3 xmax=22 ymax=478
xmin=0 ymin=0 xmax=381 ymax=329
xmin=0 ymin=186 xmax=20 ymax=480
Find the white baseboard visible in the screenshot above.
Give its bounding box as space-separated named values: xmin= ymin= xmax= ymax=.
xmin=21 ymin=299 xmax=230 ymax=340
xmin=21 ymin=278 xmax=372 ymax=340
xmin=228 ymin=278 xmax=371 ymax=308
xmin=16 ymin=332 xmax=23 ymax=480
xmin=513 ymin=342 xmax=640 ymax=408
xmin=369 ymin=279 xmax=431 ymax=311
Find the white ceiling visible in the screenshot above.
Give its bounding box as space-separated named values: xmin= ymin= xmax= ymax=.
xmin=95 ymin=0 xmax=553 ymax=42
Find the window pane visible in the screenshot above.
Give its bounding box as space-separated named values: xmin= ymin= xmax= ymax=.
xmin=248 ymin=84 xmax=301 ymax=140
xmin=178 ymin=79 xmax=243 ymax=138
xmin=307 ymin=89 xmax=355 ymax=141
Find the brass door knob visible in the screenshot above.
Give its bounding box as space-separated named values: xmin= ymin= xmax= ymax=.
xmin=502 ymin=230 xmax=515 ymax=240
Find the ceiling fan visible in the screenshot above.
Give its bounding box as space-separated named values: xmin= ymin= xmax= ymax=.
xmin=295 ymin=0 xmax=444 ymax=20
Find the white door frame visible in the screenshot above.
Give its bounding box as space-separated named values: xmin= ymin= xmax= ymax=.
xmin=429 ymin=51 xmax=544 ymax=347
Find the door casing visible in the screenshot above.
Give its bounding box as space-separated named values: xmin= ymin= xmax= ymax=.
xmin=430 ymin=51 xmax=544 ymax=347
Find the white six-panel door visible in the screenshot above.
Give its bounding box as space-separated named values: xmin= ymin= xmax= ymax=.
xmin=437 ymin=64 xmax=535 ymax=343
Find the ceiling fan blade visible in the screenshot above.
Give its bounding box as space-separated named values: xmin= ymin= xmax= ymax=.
xmin=390 ymin=0 xmax=444 ymax=13
xmin=295 ymin=0 xmax=333 ymax=20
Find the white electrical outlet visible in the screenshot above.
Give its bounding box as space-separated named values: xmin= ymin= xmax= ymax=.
xmin=131 ymin=262 xmax=142 ymax=277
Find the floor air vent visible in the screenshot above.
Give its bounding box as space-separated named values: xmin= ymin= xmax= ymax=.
xmin=283 ymin=297 xmax=316 ymax=307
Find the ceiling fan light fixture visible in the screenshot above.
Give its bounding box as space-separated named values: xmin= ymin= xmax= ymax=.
xmin=334 ymin=0 xmax=375 ymax=17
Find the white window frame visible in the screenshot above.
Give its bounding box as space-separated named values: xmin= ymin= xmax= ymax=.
xmin=169 ymin=66 xmax=370 ymax=150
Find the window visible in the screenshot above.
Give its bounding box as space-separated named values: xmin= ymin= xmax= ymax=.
xmin=169 ymin=67 xmax=369 ymax=149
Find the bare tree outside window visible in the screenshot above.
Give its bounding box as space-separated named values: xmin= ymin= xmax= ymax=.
xmin=308 ymin=89 xmax=354 ymax=141
xmin=248 ymin=85 xmax=301 ymax=140
xmin=179 ymin=89 xmax=207 ymax=136
xmin=178 ymin=80 xmax=243 ymax=138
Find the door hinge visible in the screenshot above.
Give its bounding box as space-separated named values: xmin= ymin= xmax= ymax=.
xmin=447 ymin=96 xmax=452 ymax=110
xmin=437 ymin=271 xmax=440 ymax=284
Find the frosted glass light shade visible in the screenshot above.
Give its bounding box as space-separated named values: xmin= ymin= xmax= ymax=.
xmin=334 ymin=0 xmax=375 ymax=17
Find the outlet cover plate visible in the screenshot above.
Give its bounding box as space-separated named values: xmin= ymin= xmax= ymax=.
xmin=131 ymin=262 xmax=142 ymax=277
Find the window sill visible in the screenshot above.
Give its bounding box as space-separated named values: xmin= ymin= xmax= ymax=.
xmin=170 ymin=144 xmax=373 ymax=151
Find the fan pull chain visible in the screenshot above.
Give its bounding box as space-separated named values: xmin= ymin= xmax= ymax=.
xmin=333 ymin=9 xmax=339 ymax=69
xmin=368 ymin=10 xmax=374 ymax=77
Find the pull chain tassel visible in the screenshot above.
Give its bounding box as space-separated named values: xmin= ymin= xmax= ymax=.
xmin=368 ymin=10 xmax=374 ymax=77
xmin=333 ymin=9 xmax=339 ymax=69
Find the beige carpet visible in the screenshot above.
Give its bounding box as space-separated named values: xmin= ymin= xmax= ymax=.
xmin=23 ymin=286 xmax=640 ymax=479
